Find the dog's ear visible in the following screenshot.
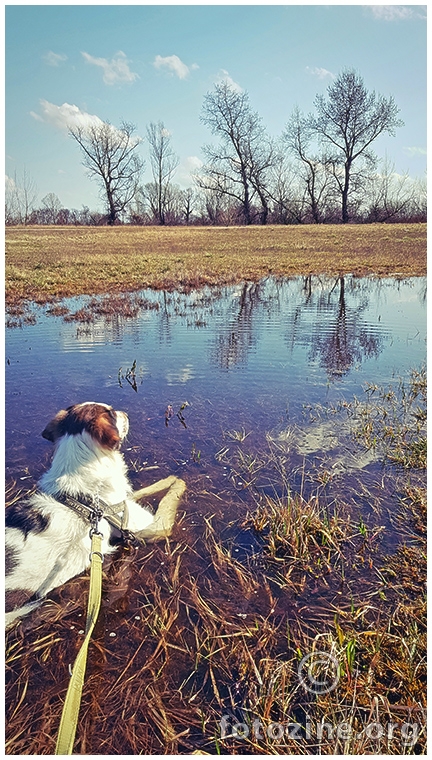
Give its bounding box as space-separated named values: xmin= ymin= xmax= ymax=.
xmin=41 ymin=409 xmax=68 ymax=442
xmin=92 ymin=412 xmax=121 ymax=450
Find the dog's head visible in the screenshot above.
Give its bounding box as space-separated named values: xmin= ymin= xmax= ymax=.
xmin=42 ymin=402 xmax=129 ymax=451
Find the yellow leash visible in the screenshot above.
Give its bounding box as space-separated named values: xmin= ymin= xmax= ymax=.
xmin=55 ymin=532 xmax=103 ymax=755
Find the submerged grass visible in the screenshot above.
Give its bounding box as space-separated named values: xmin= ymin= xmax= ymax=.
xmin=5 ymin=369 xmax=426 ymax=754
xmin=353 ymin=366 xmax=427 ymax=469
xmin=6 ymin=223 xmax=426 ymax=308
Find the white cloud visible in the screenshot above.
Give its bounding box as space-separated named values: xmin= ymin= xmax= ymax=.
xmin=5 ymin=174 xmax=17 ymax=192
xmin=31 ymin=100 xmax=104 ymax=132
xmin=81 ymin=50 xmax=138 ymax=85
xmin=153 ymin=54 xmax=198 ymax=80
xmin=176 ymin=155 xmax=203 ymax=187
xmin=403 ymin=146 xmax=427 ymax=157
xmin=306 ymin=66 xmax=334 ymax=80
xmin=185 ymin=156 xmax=203 ymax=173
xmin=368 ymin=5 xmax=426 ymax=21
xmin=43 ymin=51 xmax=68 ymax=67
xmin=31 ymin=101 xmax=141 ymax=150
xmin=166 ymin=366 xmax=195 ymax=385
xmin=214 ymin=69 xmax=243 ymax=93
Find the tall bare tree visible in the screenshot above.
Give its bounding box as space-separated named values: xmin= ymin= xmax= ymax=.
xmin=284 ymin=107 xmax=336 ymax=223
xmin=308 ymin=69 xmax=403 ymax=222
xmin=179 ymin=187 xmax=195 ymax=225
xmin=198 ymin=81 xmax=275 ymax=225
xmin=5 ymin=169 xmax=37 ymax=225
xmin=146 ymin=122 xmax=179 ymax=225
xmin=69 ymin=121 xmax=144 ymax=225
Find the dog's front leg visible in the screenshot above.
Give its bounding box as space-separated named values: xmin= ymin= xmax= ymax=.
xmin=132 ymin=476 xmax=186 ymax=541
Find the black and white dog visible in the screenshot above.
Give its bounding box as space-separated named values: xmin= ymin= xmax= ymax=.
xmin=5 ymin=402 xmax=186 ymax=627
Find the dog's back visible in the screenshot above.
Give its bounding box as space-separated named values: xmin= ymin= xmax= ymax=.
xmin=6 ymin=403 xmax=138 ymax=627
xmin=6 ymin=402 xmax=186 ymax=628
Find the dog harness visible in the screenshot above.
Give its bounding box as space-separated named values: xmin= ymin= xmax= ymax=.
xmin=53 ymin=491 xmax=146 ymax=543
xmin=52 ymin=477 xmax=185 ymax=752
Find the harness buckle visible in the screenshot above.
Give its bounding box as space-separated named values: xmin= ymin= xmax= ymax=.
xmin=89 ymin=491 xmax=104 ymax=540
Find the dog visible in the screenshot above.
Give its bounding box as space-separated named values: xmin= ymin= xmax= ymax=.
xmin=5 ymin=402 xmax=186 ymax=627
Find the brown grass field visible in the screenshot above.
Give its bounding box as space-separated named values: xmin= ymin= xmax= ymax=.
xmin=5 ymin=223 xmax=426 ymax=307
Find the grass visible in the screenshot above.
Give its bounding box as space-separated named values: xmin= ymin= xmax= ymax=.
xmin=352 ymin=367 xmax=427 ymax=469
xmin=5 ymin=223 xmax=426 ymax=308
xmin=5 ymin=368 xmax=426 ymax=754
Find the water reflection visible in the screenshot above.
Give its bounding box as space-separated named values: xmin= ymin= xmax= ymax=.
xmin=212 ymin=282 xmax=262 ymax=369
xmin=6 ymin=275 xmax=426 ymax=484
xmin=43 ymin=276 xmax=425 ymax=381
xmin=291 ymin=276 xmax=384 ymax=379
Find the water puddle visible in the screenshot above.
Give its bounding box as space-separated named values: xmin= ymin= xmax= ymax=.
xmin=5 ymin=275 xmax=427 ymax=754
xmin=6 ymin=273 xmax=426 ymax=590
xmin=6 ymin=275 xmax=426 ymax=485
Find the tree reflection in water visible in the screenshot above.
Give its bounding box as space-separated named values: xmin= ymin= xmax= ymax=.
xmin=306 ymin=276 xmax=383 ymax=379
xmin=210 ymin=275 xmax=385 ymax=378
xmin=211 ymin=282 xmax=265 ymax=370
xmin=49 ymin=275 xmax=419 ymax=385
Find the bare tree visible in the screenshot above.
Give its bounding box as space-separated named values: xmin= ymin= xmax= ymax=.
xmin=194 ymin=184 xmax=232 ymax=225
xmin=266 ymin=153 xmax=294 ymax=224
xmin=146 ymin=122 xmax=179 ymax=225
xmin=308 ymin=69 xmax=403 ymax=222
xmin=41 ymin=193 xmax=63 ymax=224
xmin=365 ymin=157 xmax=426 ymax=222
xmin=284 ymin=107 xmax=336 ymax=223
xmin=69 ymin=121 xmax=144 ymax=225
xmin=5 ymin=177 xmax=17 ymax=225
xmin=5 ymin=169 xmax=37 ymax=225
xmin=179 ymin=187 xmax=195 ymax=225
xmin=198 ymin=81 xmax=275 ymax=225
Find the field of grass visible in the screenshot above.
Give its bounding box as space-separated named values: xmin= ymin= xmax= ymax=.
xmin=5 ymin=223 xmax=426 ymax=307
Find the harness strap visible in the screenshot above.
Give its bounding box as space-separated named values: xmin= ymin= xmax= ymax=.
xmin=53 ymin=492 xmax=135 ymax=540
xmin=55 ymin=532 xmax=103 ymax=755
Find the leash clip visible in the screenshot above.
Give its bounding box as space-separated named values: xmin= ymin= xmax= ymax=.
xmin=89 ymin=490 xmax=104 ymax=540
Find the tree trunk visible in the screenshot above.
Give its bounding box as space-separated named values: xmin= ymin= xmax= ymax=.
xmin=107 ymin=195 xmax=117 ymax=225
xmin=341 ymin=162 xmax=351 ymax=223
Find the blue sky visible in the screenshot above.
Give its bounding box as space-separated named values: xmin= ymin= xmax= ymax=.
xmin=5 ymin=3 xmax=427 ymax=211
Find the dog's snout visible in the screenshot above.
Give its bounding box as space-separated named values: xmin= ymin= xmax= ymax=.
xmin=116 ymin=410 xmax=129 ymax=439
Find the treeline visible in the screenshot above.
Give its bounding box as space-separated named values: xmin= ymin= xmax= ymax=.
xmin=5 ymin=172 xmax=426 ymax=227
xmin=5 ymin=69 xmax=427 ymax=227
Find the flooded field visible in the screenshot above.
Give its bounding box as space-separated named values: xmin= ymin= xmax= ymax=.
xmin=6 ymin=275 xmax=426 ymax=481
xmin=6 ymin=275 xmax=426 ymax=755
